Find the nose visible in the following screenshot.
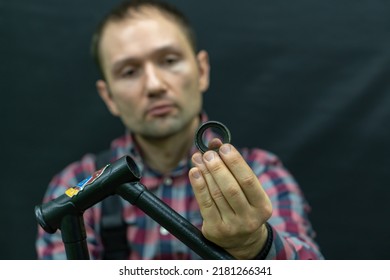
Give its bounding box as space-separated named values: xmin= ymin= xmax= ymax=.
xmin=144 ymin=63 xmax=166 ymax=97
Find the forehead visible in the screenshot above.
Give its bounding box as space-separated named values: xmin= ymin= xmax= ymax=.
xmin=99 ymin=8 xmax=192 ymax=62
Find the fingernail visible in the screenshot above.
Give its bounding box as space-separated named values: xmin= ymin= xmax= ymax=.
xmin=193 ymin=153 xmax=203 ymax=165
xmin=204 ymin=151 xmax=215 ymax=162
xmin=220 ymin=144 xmax=231 ymax=155
xmin=192 ymin=169 xmax=201 ymax=179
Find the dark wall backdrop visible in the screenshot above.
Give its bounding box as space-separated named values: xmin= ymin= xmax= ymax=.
xmin=1 ymin=0 xmax=389 ymax=259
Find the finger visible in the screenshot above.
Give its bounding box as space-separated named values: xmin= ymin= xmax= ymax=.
xmin=208 ymin=138 xmax=223 ymax=150
xmin=218 ymin=144 xmax=268 ymax=208
xmin=189 ymin=167 xmax=221 ymax=223
xmin=202 ymin=150 xmax=249 ymax=214
xmin=192 ymin=152 xmax=234 ymax=216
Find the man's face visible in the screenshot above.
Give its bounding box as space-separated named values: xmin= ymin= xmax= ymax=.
xmin=97 ymin=9 xmax=209 ymax=140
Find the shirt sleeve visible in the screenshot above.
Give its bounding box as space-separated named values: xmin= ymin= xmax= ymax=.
xmin=248 ymin=149 xmax=324 ymax=260
xmin=35 ymin=154 xmax=104 ymax=260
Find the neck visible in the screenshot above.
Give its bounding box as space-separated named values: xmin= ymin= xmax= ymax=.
xmin=134 ymin=118 xmax=200 ymax=174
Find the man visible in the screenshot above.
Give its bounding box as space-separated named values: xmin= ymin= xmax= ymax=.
xmin=36 ymin=0 xmax=323 ymax=260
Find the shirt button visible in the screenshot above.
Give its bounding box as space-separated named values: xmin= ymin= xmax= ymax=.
xmin=163 ymin=177 xmax=173 ymax=186
xmin=160 ymin=226 xmax=169 ymax=236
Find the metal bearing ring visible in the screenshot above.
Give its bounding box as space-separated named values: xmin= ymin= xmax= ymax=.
xmin=195 ymin=121 xmax=231 ymax=154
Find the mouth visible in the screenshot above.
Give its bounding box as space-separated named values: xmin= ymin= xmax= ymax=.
xmin=146 ymin=102 xmax=176 ymax=117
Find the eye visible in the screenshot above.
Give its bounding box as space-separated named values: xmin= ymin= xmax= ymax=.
xmin=162 ymin=55 xmax=179 ymax=66
xmin=121 ymin=67 xmax=137 ymax=77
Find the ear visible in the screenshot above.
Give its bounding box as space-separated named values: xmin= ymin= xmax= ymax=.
xmin=196 ymin=50 xmax=210 ymax=93
xmin=96 ymin=79 xmax=120 ymax=116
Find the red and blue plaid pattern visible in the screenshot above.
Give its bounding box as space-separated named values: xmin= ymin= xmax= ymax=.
xmin=36 ymin=117 xmax=323 ymax=260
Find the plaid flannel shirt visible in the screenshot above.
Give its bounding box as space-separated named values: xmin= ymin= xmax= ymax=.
xmin=36 ymin=116 xmax=323 ymax=260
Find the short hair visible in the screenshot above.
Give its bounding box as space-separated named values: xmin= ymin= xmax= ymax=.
xmin=90 ymin=0 xmax=197 ymax=78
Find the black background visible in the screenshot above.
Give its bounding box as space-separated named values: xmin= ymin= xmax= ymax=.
xmin=1 ymin=0 xmax=389 ymax=259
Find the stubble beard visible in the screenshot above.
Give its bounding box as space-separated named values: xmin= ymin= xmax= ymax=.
xmin=126 ymin=98 xmax=202 ymax=142
xmin=133 ymin=110 xmax=196 ymax=141
xmin=140 ymin=117 xmax=184 ymax=140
